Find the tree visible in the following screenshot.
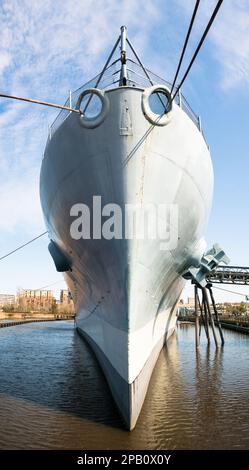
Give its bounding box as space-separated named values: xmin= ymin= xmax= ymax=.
xmin=2 ymin=304 xmax=14 ymax=313
xmin=50 ymin=299 xmax=58 ymax=314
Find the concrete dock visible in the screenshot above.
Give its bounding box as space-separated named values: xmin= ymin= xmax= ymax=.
xmin=178 ymin=316 xmax=249 ymax=335
xmin=0 ymin=316 xmax=74 ymax=328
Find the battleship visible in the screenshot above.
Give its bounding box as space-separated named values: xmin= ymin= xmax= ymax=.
xmin=40 ymin=27 xmax=215 ymax=429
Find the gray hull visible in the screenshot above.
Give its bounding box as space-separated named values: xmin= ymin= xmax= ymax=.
xmin=40 ymin=86 xmax=213 ymax=428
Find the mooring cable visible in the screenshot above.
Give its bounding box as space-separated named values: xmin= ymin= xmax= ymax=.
xmin=212 ymin=285 xmax=249 ymax=298
xmin=0 ymin=231 xmax=48 ymax=262
xmin=172 ymin=0 xmax=224 ymax=101
xmin=0 ymin=93 xmax=80 ymax=114
xmin=170 ymin=0 xmax=200 ymax=94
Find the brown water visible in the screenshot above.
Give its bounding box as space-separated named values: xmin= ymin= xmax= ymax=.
xmin=0 ymin=320 xmax=249 ymax=450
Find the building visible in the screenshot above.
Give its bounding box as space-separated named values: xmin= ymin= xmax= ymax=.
xmin=177 ymin=297 xmax=195 ymax=317
xmin=178 ymin=297 xmax=195 ymax=309
xmin=17 ymin=290 xmax=55 ymax=312
xmin=0 ymin=294 xmax=15 ymax=308
xmin=59 ymin=289 xmax=75 ymax=314
xmin=186 ymin=297 xmax=195 ymax=308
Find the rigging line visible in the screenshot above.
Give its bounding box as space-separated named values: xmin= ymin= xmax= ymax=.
xmin=126 ymin=38 xmax=154 ymax=87
xmin=212 ymin=285 xmax=249 ymax=298
xmin=170 ymin=0 xmax=200 ymax=94
xmin=126 ymin=37 xmax=166 ymax=110
xmin=20 ymin=279 xmax=66 ymax=293
xmin=35 ymin=280 xmax=66 ymax=291
xmin=82 ymin=35 xmax=121 ymax=115
xmin=0 ymin=231 xmax=48 ymax=262
xmin=0 ymin=93 xmax=80 ymax=114
xmin=172 ymin=0 xmax=224 ymax=101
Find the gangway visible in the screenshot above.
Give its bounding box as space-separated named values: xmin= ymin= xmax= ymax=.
xmin=182 ymin=247 xmax=249 ymax=348
xmin=206 ymin=266 xmax=249 ymax=285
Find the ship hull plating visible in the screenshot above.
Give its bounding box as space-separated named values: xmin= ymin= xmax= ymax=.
xmin=40 ymin=87 xmax=213 ymax=429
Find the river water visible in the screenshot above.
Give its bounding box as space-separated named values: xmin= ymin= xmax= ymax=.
xmin=0 ymin=320 xmax=249 ymax=450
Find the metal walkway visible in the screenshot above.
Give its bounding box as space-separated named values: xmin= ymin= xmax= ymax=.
xmin=206 ymin=266 xmax=249 ymax=285
xmin=184 ymin=265 xmax=249 ymax=348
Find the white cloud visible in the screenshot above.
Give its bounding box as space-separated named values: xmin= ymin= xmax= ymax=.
xmin=0 ymin=0 xmax=164 ymax=241
xmin=0 ymin=168 xmax=43 ymax=233
xmin=0 ymin=0 xmax=248 ymax=300
xmin=210 ymin=1 xmax=249 ymax=90
xmin=0 ymin=51 xmax=11 ymax=75
xmin=175 ymin=0 xmax=249 ymax=91
xmin=0 ymin=0 xmax=248 ymax=246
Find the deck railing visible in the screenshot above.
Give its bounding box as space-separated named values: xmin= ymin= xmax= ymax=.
xmin=48 ymin=58 xmax=204 ymax=140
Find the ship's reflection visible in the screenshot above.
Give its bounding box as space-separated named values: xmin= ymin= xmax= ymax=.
xmin=136 ymin=323 xmax=226 ymax=449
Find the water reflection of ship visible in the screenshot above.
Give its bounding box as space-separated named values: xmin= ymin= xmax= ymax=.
xmin=137 ymin=324 xmax=225 ymax=447
xmin=194 ymin=340 xmax=224 ymax=432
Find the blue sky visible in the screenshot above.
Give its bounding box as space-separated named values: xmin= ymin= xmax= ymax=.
xmin=0 ymin=0 xmax=249 ymax=302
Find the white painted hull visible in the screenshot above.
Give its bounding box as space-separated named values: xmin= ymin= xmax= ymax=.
xmin=40 ymin=86 xmax=213 ymax=429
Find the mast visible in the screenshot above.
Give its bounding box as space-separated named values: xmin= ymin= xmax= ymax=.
xmin=119 ymin=25 xmax=128 ymax=86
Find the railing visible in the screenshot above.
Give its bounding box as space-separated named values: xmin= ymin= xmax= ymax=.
xmin=48 ymin=58 xmax=203 ymax=139
xmin=206 ymin=266 xmax=249 ymax=285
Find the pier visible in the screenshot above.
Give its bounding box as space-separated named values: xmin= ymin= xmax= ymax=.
xmin=0 ymin=315 xmax=75 ymax=328
xmin=179 ymin=265 xmax=249 ymax=344
xmin=206 ymin=266 xmax=249 ymax=285
xmin=178 ymin=315 xmax=249 ymax=335
xmin=219 ymin=321 xmax=249 ymax=334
